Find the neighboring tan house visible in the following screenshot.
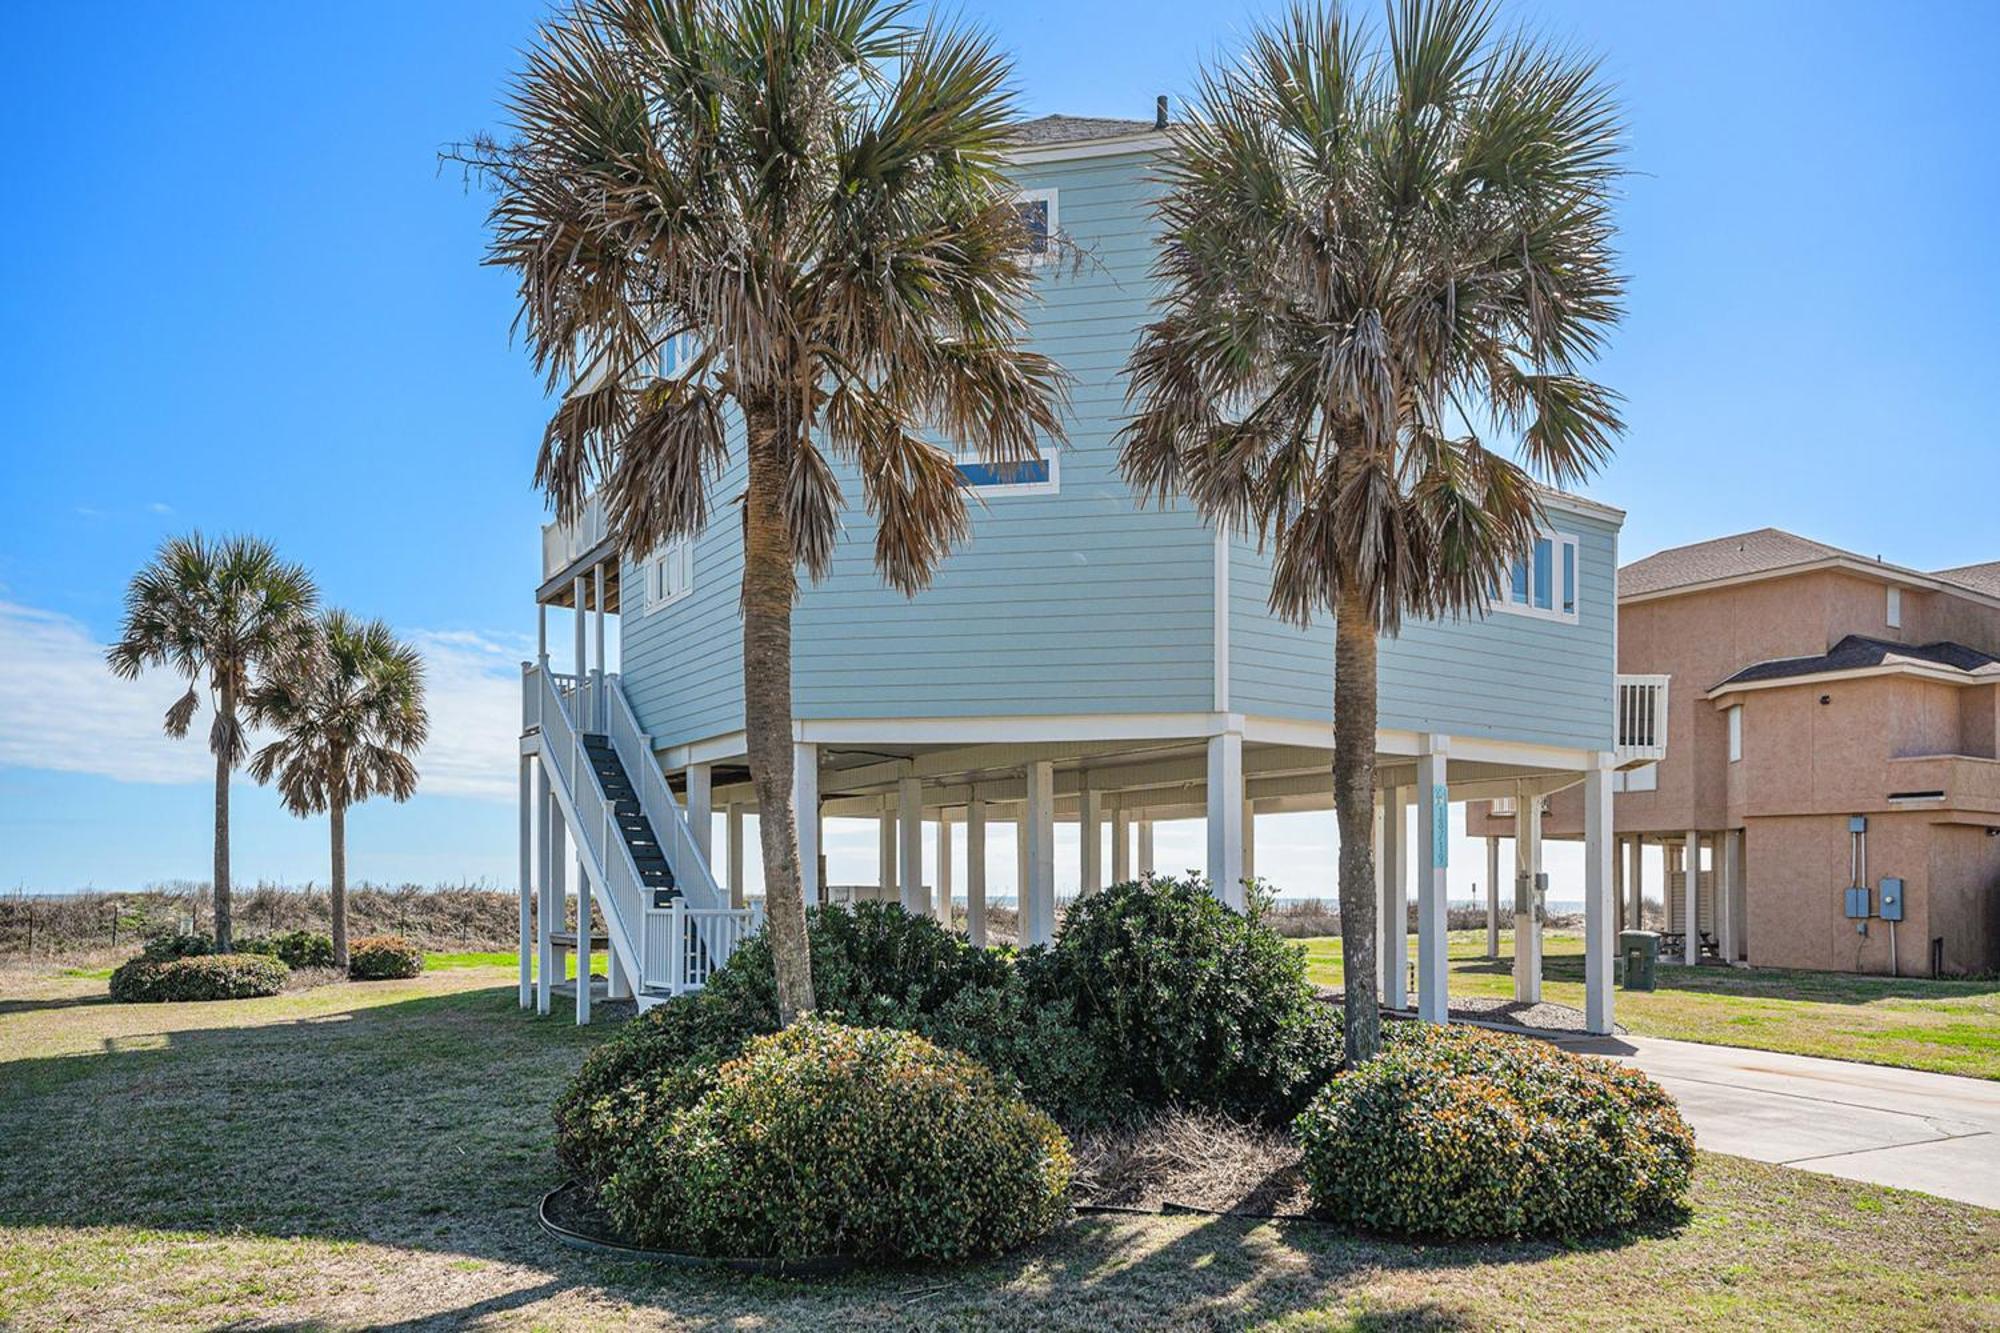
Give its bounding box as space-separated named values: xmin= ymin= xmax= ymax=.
xmin=514 ymin=112 xmax=1664 ymax=1033
xmin=1471 ymin=528 xmax=2000 ymax=977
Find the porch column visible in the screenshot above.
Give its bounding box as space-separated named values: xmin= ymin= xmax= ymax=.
xmin=725 ymin=803 xmax=745 ymax=910
xmin=606 ymin=944 xmax=631 ymax=1001
xmin=1584 ymin=754 xmax=1616 ymax=1034
xmin=592 ymin=561 xmax=607 ymax=729
xmin=1612 ymin=831 xmax=1626 ymax=933
xmin=1206 ymin=731 xmax=1245 ymax=908
xmin=1630 ymin=836 xmax=1645 ymax=929
xmin=878 ymin=796 xmax=897 ymax=900
xmin=1379 ymin=789 xmax=1408 ymax=1009
xmin=1683 ymin=829 xmax=1700 ymax=965
xmin=1024 ymin=761 xmax=1056 ymax=945
xmin=576 ymin=845 xmax=592 ymax=1025
xmin=537 ymin=603 xmax=548 ymax=664
xmin=686 ymin=763 xmax=713 ymax=865
xmin=936 ymin=815 xmax=955 ymax=928
xmin=1015 ymin=809 xmax=1030 ymax=912
xmin=1080 ymin=781 xmax=1104 ymax=896
xmin=1513 ymin=794 xmax=1542 ymax=1003
xmin=1137 ymin=819 xmax=1155 ymax=876
xmin=966 ymin=799 xmax=988 ymax=947
xmin=518 ymin=755 xmax=534 ymax=1009
xmin=540 ymin=784 xmax=561 ymax=1016
xmin=1484 ymin=835 xmax=1501 ymax=959
xmin=794 ymin=742 xmax=820 ymax=906
xmin=1415 ymin=742 xmax=1449 ymax=1025
xmin=899 ymin=775 xmax=926 ymax=915
xmin=1112 ymin=798 xmax=1132 ymax=884
xmin=1718 ymin=829 xmax=1739 ymax=964
xmin=1242 ymin=799 xmax=1257 ymax=883
xmin=572 ymin=575 xmax=586 ymax=677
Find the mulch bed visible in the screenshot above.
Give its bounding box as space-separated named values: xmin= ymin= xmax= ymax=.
xmin=1071 ymin=1109 xmax=1311 ymax=1218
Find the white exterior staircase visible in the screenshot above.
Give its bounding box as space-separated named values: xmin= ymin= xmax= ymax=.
xmin=522 ymin=662 xmax=760 ymax=1012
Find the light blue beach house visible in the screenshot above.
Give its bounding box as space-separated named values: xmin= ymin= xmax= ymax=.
xmin=516 ymin=112 xmax=1665 ymax=1035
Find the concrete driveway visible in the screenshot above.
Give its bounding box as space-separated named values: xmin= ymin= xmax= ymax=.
xmin=1553 ymin=1033 xmax=2000 ymax=1211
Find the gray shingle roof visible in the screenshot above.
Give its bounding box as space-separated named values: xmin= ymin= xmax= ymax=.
xmin=1618 ymin=528 xmax=1850 ymax=598
xmin=1008 ymin=114 xmax=1159 ymax=146
xmin=1716 ymin=634 xmax=2000 ymax=690
xmin=1934 ymin=561 xmax=2000 ymax=598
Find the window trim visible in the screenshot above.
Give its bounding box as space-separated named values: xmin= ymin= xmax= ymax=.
xmin=641 ymin=538 xmax=695 ymax=614
xmin=954 ymin=449 xmax=1060 ymax=497
xmin=1013 ymin=187 xmax=1059 ymax=266
xmin=1727 ymin=703 xmax=1743 ymax=763
xmin=1490 ymin=532 xmax=1582 ymax=625
xmin=1886 ymin=585 xmax=1902 ymax=629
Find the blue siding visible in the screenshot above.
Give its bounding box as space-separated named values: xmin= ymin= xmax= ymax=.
xmin=1227 ymin=509 xmax=1620 ymax=751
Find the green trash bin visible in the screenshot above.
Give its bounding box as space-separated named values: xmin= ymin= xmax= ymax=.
xmin=1620 ymin=930 xmax=1660 ymax=991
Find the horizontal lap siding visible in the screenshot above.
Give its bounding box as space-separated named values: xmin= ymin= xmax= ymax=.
xmin=1229 ymin=513 xmax=1620 ymax=752
xmin=621 ymin=151 xmax=1217 ymax=749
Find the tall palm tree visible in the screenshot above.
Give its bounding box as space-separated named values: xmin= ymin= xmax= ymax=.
xmin=249 ymin=611 xmax=429 ymax=969
xmin=107 ymin=534 xmax=319 ymax=951
xmin=1121 ymin=0 xmax=1623 ymax=1063
xmin=467 ymin=0 xmax=1067 ymax=1022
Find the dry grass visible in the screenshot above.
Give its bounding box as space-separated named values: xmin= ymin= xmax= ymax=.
xmin=1 ymin=965 xmax=1995 ymax=1331
xmin=1073 ymin=1110 xmax=1309 ymax=1216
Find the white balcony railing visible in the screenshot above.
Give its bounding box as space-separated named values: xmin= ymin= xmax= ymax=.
xmin=1615 ymin=673 xmax=1670 ymax=765
xmin=540 ymin=495 xmax=608 ymax=584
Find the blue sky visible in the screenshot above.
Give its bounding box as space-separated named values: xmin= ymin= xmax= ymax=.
xmin=2 ymin=1 xmax=1996 ymax=901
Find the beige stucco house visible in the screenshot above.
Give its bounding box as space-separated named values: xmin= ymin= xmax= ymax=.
xmin=1471 ymin=528 xmax=2000 ymax=977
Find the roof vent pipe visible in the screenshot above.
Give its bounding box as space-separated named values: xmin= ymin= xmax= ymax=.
xmin=1155 ymin=95 xmax=1169 ymax=130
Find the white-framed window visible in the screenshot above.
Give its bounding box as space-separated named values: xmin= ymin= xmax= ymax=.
xmin=1492 ymin=533 xmax=1581 ymax=623
xmin=1490 ymin=797 xmax=1517 ymax=816
xmin=641 ymin=539 xmax=694 ymax=613
xmin=1886 ymin=585 xmax=1902 ymax=629
xmin=1012 ymin=187 xmax=1058 ymax=264
xmin=1727 ymin=704 xmax=1743 ymax=762
xmin=1613 ymin=763 xmax=1659 ymax=794
xmin=953 ymin=447 xmax=1059 ymax=496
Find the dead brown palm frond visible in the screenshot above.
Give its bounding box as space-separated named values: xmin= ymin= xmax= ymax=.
xmin=1122 ymin=0 xmax=1624 ymax=1063
xmin=458 ymin=0 xmax=1068 ymax=1022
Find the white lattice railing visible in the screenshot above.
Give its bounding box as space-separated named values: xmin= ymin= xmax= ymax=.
xmin=643 ymin=901 xmax=766 ymax=994
xmin=1616 ymin=674 xmax=1670 ymax=765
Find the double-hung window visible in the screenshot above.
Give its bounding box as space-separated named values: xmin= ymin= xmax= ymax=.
xmin=1494 ymin=533 xmax=1581 ymax=624
xmin=641 ymin=539 xmax=694 ymax=613
xmin=1012 ymin=187 xmax=1058 ymax=264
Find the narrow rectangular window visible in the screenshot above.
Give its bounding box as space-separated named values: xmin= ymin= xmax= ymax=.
xmin=1012 ymin=188 xmax=1058 ymax=263
xmin=1561 ymin=541 xmax=1577 ymax=616
xmin=643 ymin=538 xmax=694 ymax=613
xmin=1510 ymin=558 xmax=1530 ymax=603
xmin=1886 ymin=586 xmax=1902 ymax=629
xmin=1532 ymin=537 xmax=1554 ymax=609
xmin=1728 ymin=705 xmax=1743 ymax=763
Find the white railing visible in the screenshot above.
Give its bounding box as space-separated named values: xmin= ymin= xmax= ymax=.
xmin=540 ymin=494 xmax=608 ymax=583
xmin=1615 ymin=674 xmax=1670 ymax=765
xmin=643 ymin=900 xmax=765 ymax=994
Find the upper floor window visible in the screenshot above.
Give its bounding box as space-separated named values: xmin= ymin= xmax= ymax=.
xmin=1727 ymin=704 xmax=1743 ymax=762
xmin=1886 ymin=585 xmax=1902 ymax=629
xmin=641 ymin=539 xmax=694 ymax=613
xmin=954 ymin=449 xmax=1058 ymax=496
xmin=1493 ymin=533 xmax=1580 ymax=624
xmin=1013 ymin=188 xmax=1058 ymax=263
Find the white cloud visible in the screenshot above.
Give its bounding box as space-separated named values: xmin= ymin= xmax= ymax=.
xmin=0 ymin=601 xmax=527 ymax=804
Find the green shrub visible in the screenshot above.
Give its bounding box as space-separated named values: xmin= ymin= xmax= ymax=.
xmin=238 ymin=929 xmax=336 ymax=970
xmin=1032 ymin=877 xmax=1342 ymax=1123
xmin=1295 ymin=1024 xmax=1696 ymax=1240
xmin=347 ymin=935 xmax=424 ymax=980
xmin=109 ymin=952 xmax=290 ymax=1003
xmin=139 ymin=931 xmax=214 ymax=961
xmin=602 ymin=1018 xmax=1072 ymax=1262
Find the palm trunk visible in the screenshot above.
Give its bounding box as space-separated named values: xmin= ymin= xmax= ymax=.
xmin=742 ymin=401 xmax=815 ymax=1024
xmin=1333 ymin=583 xmax=1381 ymax=1065
xmin=213 ymin=681 xmax=234 ymax=953
xmin=330 ymin=796 xmax=349 ymax=971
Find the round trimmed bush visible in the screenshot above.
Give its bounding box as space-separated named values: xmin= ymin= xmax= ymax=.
xmin=347 ymin=935 xmax=424 ymax=980
xmin=602 ymin=1018 xmax=1073 ymax=1262
xmin=109 ymin=952 xmax=290 ymax=1003
xmin=1030 ymin=876 xmax=1341 ymax=1123
xmin=238 ymin=929 xmax=336 ymax=970
xmin=138 ymin=931 xmax=214 ymax=961
xmin=1295 ymin=1024 xmax=1695 ymax=1240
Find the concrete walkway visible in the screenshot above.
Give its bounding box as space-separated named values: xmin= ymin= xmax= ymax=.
xmin=1553 ymin=1033 xmax=2000 ymax=1211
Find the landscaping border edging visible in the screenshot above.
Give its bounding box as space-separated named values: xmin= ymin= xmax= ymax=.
xmin=537 ymin=1181 xmax=862 ymax=1278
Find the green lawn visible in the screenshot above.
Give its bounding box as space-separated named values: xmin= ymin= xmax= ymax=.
xmin=1303 ymin=929 xmax=2000 ymax=1080
xmin=2 ymin=966 xmax=1995 ymax=1330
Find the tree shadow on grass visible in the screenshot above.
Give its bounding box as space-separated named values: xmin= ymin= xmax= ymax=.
xmin=0 ymin=978 xmax=1672 ymax=1331
xmin=0 ymin=992 xmax=114 ymax=1016
xmin=1525 ymin=949 xmax=2000 ymax=1007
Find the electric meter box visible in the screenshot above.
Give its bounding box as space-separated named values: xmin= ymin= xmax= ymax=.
xmin=1514 ymin=870 xmax=1548 ymax=916
xmin=1844 ymin=885 xmax=1871 ymax=919
xmin=1879 ymin=877 xmax=1905 ymax=922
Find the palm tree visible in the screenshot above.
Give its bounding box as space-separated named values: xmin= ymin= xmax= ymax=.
xmin=249 ymin=611 xmax=429 ymax=969
xmin=107 ymin=534 xmax=319 ymax=951
xmin=467 ymin=0 xmax=1067 ymax=1022
xmin=1121 ymin=0 xmax=1624 ymax=1063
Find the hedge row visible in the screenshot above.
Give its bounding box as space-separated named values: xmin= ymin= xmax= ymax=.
xmin=108 ymin=952 xmax=291 ymax=1003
